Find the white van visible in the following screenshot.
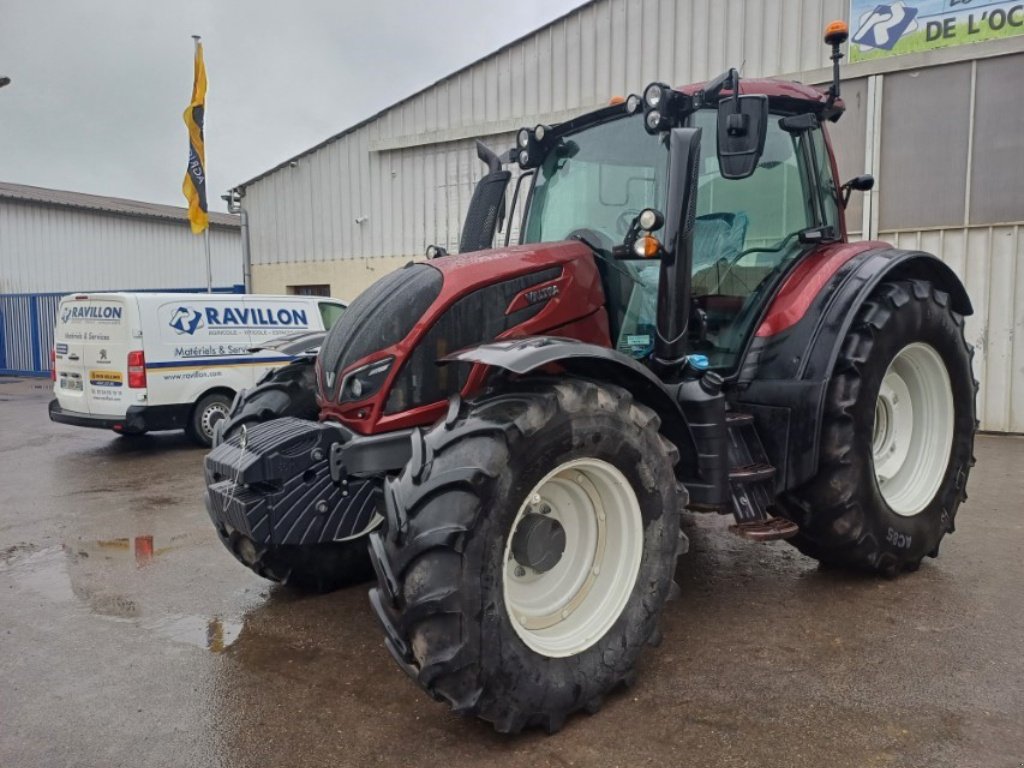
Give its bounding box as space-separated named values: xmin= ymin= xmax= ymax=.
xmin=48 ymin=292 xmax=345 ymax=445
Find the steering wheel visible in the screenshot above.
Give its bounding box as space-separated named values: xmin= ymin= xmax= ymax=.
xmin=616 ymin=210 xmax=643 ymax=236
xmin=567 ymin=228 xmax=616 ymax=256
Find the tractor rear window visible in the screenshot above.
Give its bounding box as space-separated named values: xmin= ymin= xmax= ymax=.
xmin=615 ymin=110 xmax=825 ymax=370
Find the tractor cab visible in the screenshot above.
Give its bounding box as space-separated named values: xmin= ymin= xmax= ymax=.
xmin=505 ymin=76 xmax=846 ymax=372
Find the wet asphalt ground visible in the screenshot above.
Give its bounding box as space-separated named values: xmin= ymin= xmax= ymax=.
xmin=1 ymin=376 xmax=1022 ymax=768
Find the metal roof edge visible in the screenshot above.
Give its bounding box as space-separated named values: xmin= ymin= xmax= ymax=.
xmin=0 ymin=181 xmax=240 ymax=228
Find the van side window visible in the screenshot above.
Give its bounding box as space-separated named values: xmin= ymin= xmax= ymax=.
xmin=319 ymin=302 xmax=345 ymax=329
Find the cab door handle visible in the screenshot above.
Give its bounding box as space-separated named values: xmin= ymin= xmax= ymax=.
xmin=67 ymin=354 xmax=80 ymax=361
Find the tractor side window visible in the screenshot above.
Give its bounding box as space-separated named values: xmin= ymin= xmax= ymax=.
xmin=809 ymin=127 xmax=841 ymax=232
xmin=685 ymin=109 xmax=818 ymax=369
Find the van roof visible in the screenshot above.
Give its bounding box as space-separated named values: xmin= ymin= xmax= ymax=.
xmin=61 ymin=292 xmax=346 ymax=304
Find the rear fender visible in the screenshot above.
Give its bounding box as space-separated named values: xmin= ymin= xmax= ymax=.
xmin=737 ymin=247 xmax=972 ymax=489
xmin=441 ymin=337 xmax=703 ymax=489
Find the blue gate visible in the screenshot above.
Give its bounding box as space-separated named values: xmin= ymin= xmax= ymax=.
xmin=0 ymin=286 xmax=245 ymax=377
xmin=0 ymin=293 xmax=63 ymax=377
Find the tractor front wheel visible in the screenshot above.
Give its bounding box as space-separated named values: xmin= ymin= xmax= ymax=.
xmin=369 ymin=378 xmax=684 ymax=733
xmin=779 ymin=279 xmax=977 ymax=574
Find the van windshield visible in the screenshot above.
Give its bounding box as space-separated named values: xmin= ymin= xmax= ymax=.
xmin=319 ymin=302 xmax=345 ymax=330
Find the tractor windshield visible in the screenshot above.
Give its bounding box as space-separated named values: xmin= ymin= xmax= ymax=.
xmin=522 ymin=115 xmax=668 ymax=246
xmin=521 ymin=109 xmax=837 ymax=370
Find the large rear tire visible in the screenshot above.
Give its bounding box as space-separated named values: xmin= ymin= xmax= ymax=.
xmin=239 ymin=538 xmax=376 ymax=594
xmin=215 ymin=359 xmax=319 ymax=446
xmin=369 ymin=378 xmax=684 ymax=733
xmin=212 ymin=359 xmax=376 ymax=593
xmin=778 ymin=279 xmax=977 ymax=574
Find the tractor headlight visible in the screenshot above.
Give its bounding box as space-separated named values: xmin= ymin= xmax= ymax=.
xmin=534 ymin=124 xmax=546 ymax=142
xmin=625 ymin=94 xmax=642 ymax=114
xmin=645 ymin=110 xmax=664 ymax=131
xmin=644 ymin=82 xmax=667 ymax=109
xmin=517 ymin=128 xmax=531 ymax=149
xmin=340 ymin=357 xmax=394 ymax=403
xmin=638 ymin=208 xmax=664 ymax=232
xmin=519 ymin=149 xmax=531 ymax=166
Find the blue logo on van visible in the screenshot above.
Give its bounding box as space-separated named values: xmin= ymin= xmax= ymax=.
xmin=168 ymin=304 xmax=311 ymax=335
xmin=169 ymin=307 xmax=205 ymax=335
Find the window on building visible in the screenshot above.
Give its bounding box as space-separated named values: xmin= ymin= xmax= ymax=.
xmin=879 ymin=63 xmax=971 ymax=231
xmin=970 ymin=53 xmax=1024 ymax=226
xmin=288 ymin=284 xmax=331 ymax=296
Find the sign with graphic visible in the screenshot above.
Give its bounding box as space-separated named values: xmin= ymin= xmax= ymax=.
xmin=89 ymin=370 xmax=123 ymax=388
xmin=166 ymin=304 xmax=311 ymax=337
xmin=849 ymin=0 xmax=1024 ymax=62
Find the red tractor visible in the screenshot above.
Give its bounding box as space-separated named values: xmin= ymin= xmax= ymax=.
xmin=205 ymin=24 xmax=976 ymax=733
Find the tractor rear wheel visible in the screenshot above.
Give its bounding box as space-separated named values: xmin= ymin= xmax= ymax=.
xmin=212 ymin=359 xmax=376 ymax=593
xmin=778 ymin=279 xmax=976 ymax=574
xmin=369 ymin=378 xmax=684 ymax=733
xmin=214 ymin=359 xmax=319 ymax=446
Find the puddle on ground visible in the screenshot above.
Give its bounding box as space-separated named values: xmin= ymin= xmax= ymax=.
xmin=2 ymin=541 xmax=247 ymax=652
xmin=143 ymin=614 xmax=244 ymax=652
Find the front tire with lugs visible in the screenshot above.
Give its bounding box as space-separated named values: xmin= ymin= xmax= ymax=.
xmin=369 ymin=378 xmax=683 ymax=733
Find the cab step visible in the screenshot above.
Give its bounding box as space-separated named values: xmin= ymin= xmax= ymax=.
xmin=729 ymin=462 xmax=776 ymax=483
xmin=725 ymin=410 xmax=799 ymax=540
xmin=729 ymin=517 xmax=800 ymax=541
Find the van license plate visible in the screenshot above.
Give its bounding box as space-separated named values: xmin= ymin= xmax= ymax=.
xmin=61 ymin=378 xmax=83 ymax=391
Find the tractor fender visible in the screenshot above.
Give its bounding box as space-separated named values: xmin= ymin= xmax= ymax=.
xmin=737 ymin=247 xmax=972 ymax=489
xmin=441 ymin=337 xmax=702 ymax=484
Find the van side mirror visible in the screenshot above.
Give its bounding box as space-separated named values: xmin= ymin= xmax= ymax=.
xmin=716 ymin=94 xmax=768 ymax=180
xmin=841 ymin=174 xmax=875 ymax=208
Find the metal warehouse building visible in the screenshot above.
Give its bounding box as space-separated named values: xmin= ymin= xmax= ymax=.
xmin=234 ymin=0 xmax=1024 ymax=432
xmin=0 ymin=182 xmax=241 ymax=375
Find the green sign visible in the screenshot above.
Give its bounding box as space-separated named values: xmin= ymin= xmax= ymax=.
xmin=849 ymin=0 xmax=1024 ymax=62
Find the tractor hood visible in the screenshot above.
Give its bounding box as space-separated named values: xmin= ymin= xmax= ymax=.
xmin=317 ymin=240 xmax=609 ymax=434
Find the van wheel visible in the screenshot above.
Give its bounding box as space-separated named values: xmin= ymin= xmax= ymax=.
xmin=187 ymin=393 xmax=232 ymax=447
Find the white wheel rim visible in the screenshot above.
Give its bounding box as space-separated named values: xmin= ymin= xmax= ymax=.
xmin=502 ymin=458 xmax=643 ymax=658
xmin=872 ymin=342 xmax=954 ymax=516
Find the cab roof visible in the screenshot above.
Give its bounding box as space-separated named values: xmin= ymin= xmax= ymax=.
xmin=679 ymin=78 xmax=844 ymax=119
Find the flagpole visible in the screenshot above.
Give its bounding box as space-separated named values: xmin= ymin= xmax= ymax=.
xmin=204 ymin=228 xmax=212 ymax=293
xmin=191 ymin=35 xmax=213 ymax=294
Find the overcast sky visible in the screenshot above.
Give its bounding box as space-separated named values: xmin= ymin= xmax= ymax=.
xmin=0 ymin=0 xmax=585 ymax=212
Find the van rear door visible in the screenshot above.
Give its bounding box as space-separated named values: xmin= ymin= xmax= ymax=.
xmin=53 ymin=294 xmax=136 ymax=417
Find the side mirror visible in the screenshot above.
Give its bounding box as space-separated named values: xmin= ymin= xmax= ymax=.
xmin=716 ymin=94 xmax=768 ymax=180
xmin=841 ymin=174 xmax=875 ymax=208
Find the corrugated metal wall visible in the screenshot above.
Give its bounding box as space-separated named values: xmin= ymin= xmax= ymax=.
xmin=0 ymin=200 xmax=242 ymax=294
xmin=245 ymin=0 xmax=848 ymax=265
xmin=241 ymin=0 xmax=1024 ymax=431
xmin=886 ymin=225 xmax=1024 ymax=433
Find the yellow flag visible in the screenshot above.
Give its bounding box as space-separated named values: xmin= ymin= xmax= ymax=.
xmin=182 ymin=41 xmax=208 ymax=234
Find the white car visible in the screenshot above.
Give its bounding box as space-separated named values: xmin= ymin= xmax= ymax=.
xmin=48 ymin=292 xmax=345 ymax=445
